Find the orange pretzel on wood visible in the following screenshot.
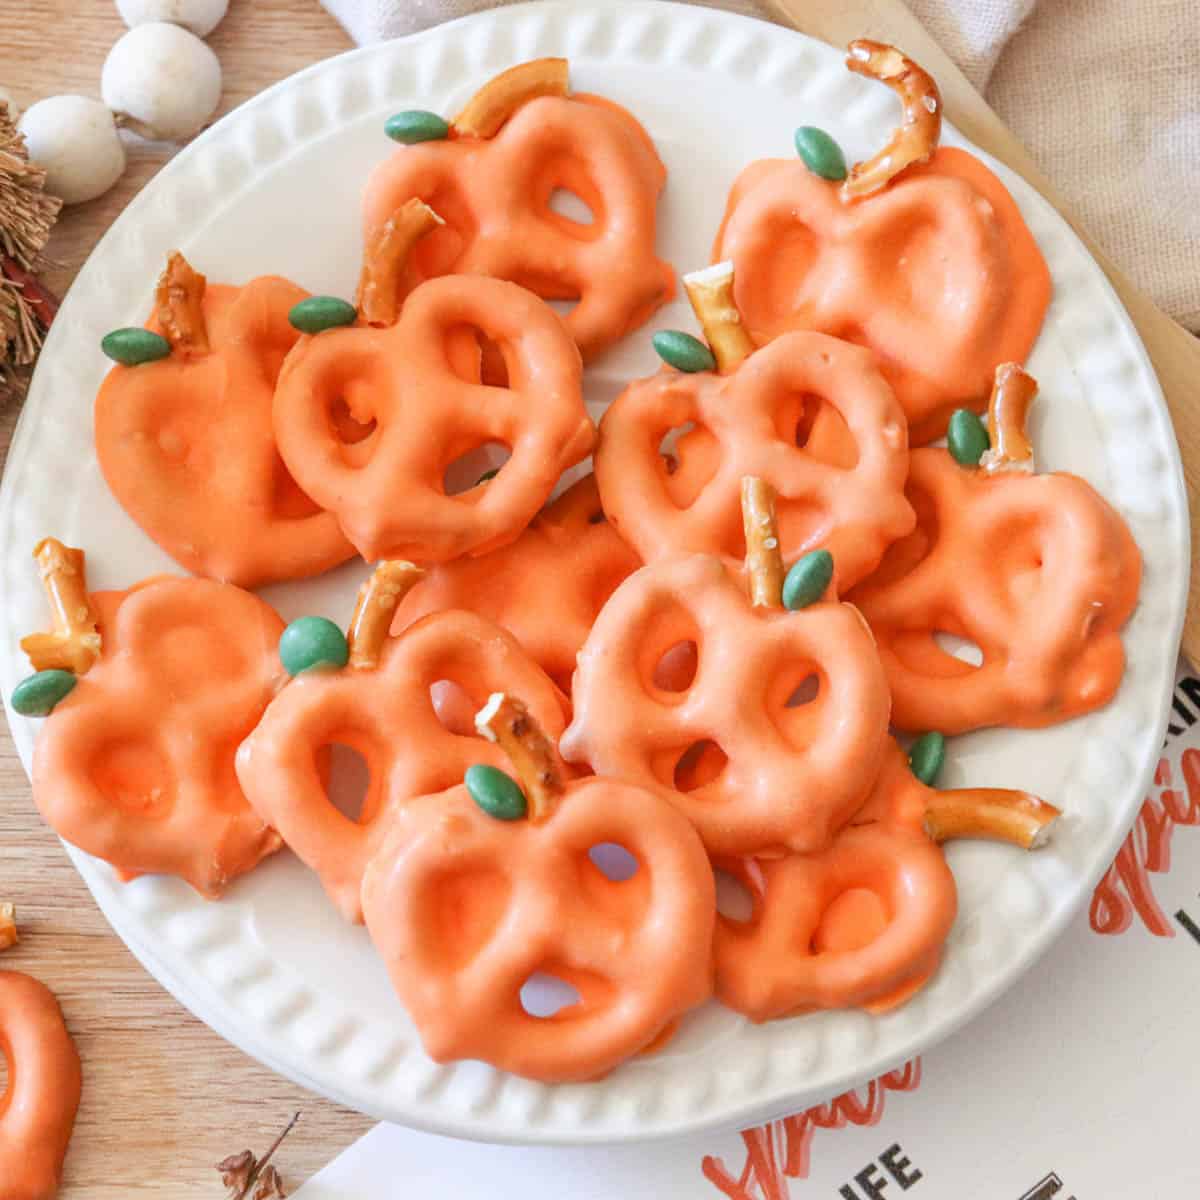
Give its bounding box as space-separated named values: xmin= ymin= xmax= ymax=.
xmin=362 ymin=59 xmax=674 ymax=361
xmin=842 ymin=40 xmax=942 ymax=200
xmin=0 ymin=971 xmax=82 ymax=1200
xmin=95 ymin=252 xmax=354 ymax=587
xmin=32 ymin=576 xmax=286 ymax=897
xmin=361 ymin=700 xmax=714 ymax=1082
xmin=20 ymin=538 xmax=101 ymax=676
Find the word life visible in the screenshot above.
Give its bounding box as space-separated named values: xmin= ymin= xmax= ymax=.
xmin=837 ymin=1144 xmax=922 ymax=1199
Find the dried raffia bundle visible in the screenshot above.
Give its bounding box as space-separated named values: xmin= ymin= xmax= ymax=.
xmin=0 ymin=97 xmax=61 ymax=403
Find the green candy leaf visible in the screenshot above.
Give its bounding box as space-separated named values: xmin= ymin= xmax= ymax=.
xmin=289 ymin=296 xmax=357 ymax=334
xmin=782 ymin=550 xmax=834 ymax=611
xmin=908 ymin=731 xmax=947 ymax=786
xmin=465 ymin=764 xmax=527 ymax=821
xmin=384 ymin=110 xmax=451 ymax=144
xmin=652 ymin=330 xmax=716 ymax=374
xmin=101 ymin=327 xmax=172 ymax=366
xmin=279 ymin=616 xmax=349 ymax=677
xmin=11 ymin=669 xmax=77 ymax=717
xmin=947 ymin=409 xmax=990 ymax=466
xmin=794 ymin=126 xmax=847 ymax=181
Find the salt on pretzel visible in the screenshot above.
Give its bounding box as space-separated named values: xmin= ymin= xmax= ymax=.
xmin=356 ymin=197 xmax=445 ymax=326
xmin=980 ymin=361 xmax=1037 ymax=474
xmin=20 ymin=538 xmax=102 ymax=676
xmin=842 ymin=40 xmax=942 ymax=201
xmin=453 ymin=57 xmax=570 ymax=139
xmin=154 ymin=250 xmax=210 ymax=355
xmin=683 ymin=261 xmax=755 ymax=373
xmin=475 ymin=691 xmax=567 ymax=823
xmin=347 ymin=559 xmax=426 ymax=669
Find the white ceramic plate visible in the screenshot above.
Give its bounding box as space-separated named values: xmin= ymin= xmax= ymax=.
xmin=0 ymin=0 xmax=1188 ymax=1144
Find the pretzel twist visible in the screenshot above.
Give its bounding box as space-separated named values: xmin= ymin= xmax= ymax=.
xmin=356 ymin=197 xmax=444 ymax=326
xmin=842 ymin=40 xmax=941 ymax=200
xmin=453 ymin=57 xmax=570 ymax=139
xmin=347 ymin=560 xmax=426 ymax=669
xmin=980 ymin=362 xmax=1037 ymax=474
xmin=475 ymin=692 xmax=566 ymax=822
xmin=155 ymin=250 xmax=210 ymax=354
xmin=684 ymin=262 xmax=754 ymax=373
xmin=741 ymin=476 xmax=784 ymax=608
xmin=20 ymin=538 xmax=102 ymax=676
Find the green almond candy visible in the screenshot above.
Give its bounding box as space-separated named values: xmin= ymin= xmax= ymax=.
xmin=794 ymin=125 xmax=847 ymax=181
xmin=279 ymin=616 xmax=349 ymax=677
xmin=101 ymin=327 xmax=172 ymax=366
xmin=465 ymin=764 xmax=527 ymax=821
xmin=289 ymin=296 xmax=357 ymax=334
xmin=947 ymin=409 xmax=990 ymax=466
xmin=652 ymin=330 xmax=716 ymax=374
xmin=384 ymin=110 xmax=451 ymax=144
xmin=782 ymin=549 xmax=834 ymax=611
xmin=11 ymin=669 xmax=77 ymax=717
xmin=908 ymin=731 xmax=946 ymax=786
xmin=477 ymin=467 xmax=500 ymax=484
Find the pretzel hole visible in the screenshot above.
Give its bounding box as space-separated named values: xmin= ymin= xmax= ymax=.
xmin=429 ymin=679 xmax=483 ymax=737
xmin=784 ymin=394 xmax=859 ymax=468
xmin=520 ymin=972 xmax=583 ymax=1018
xmin=932 ymin=631 xmax=983 ymax=667
xmin=813 ymin=888 xmax=888 ymax=954
xmin=425 ymin=866 xmax=510 ymax=969
xmin=328 ymin=394 xmax=378 ymax=462
xmin=673 ymin=739 xmax=729 ymax=792
xmin=548 ymin=186 xmax=596 ymax=227
xmin=786 ymin=673 xmax=820 ymax=707
xmin=658 ymin=423 xmax=719 ymax=509
xmin=714 ymin=868 xmax=755 ymax=923
xmin=587 ymin=843 xmax=639 ymax=882
xmin=442 ymin=443 xmax=511 ymax=496
xmin=90 ymin=740 xmax=173 ymax=819
xmin=325 ymin=743 xmax=372 ymax=822
xmin=652 ymin=640 xmax=698 ymax=692
xmin=444 ymin=324 xmax=509 ymax=387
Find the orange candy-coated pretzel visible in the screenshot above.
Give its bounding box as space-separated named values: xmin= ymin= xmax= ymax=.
xmin=236 ymin=608 xmax=569 ymax=922
xmin=713 ymin=143 xmax=1050 ymax=444
xmin=850 ymin=447 xmax=1142 ymax=733
xmin=595 ymin=329 xmax=913 ymax=591
xmin=32 ymin=576 xmax=285 ymax=898
xmin=274 ymin=265 xmax=593 ymax=563
xmin=390 ymin=475 xmax=641 ymax=692
xmin=362 ymin=771 xmax=714 ymax=1082
xmin=95 ymin=254 xmax=354 ymax=587
xmin=0 ymin=972 xmax=82 ymax=1200
xmin=362 ymin=60 xmax=674 ymax=361
xmin=561 ymin=552 xmax=891 ymax=857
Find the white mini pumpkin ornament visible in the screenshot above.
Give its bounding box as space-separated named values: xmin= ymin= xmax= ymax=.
xmin=115 ymin=0 xmax=229 ymax=38
xmin=17 ymin=96 xmax=126 ymax=206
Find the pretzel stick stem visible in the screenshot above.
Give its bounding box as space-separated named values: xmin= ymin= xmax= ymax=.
xmin=842 ymin=40 xmax=941 ymax=201
xmin=683 ymin=262 xmax=754 ymax=372
xmin=154 ymin=250 xmax=209 ymax=354
xmin=19 ymin=538 xmax=102 ymax=675
xmin=347 ymin=560 xmax=425 ymax=669
xmin=475 ymin=692 xmax=566 ymax=822
xmin=356 ymin=198 xmax=445 ymax=327
xmin=741 ymin=476 xmax=785 ymax=609
xmin=924 ymin=787 xmax=1060 ymax=850
xmin=453 ymin=58 xmax=569 ymax=139
xmin=980 ymin=362 xmax=1038 ymax=474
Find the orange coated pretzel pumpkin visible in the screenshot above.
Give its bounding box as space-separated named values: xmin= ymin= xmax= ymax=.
xmin=236 ymin=564 xmax=570 ymax=922
xmin=390 ymin=474 xmax=641 ymax=692
xmin=31 ymin=570 xmax=285 ymax=898
xmin=715 ymin=740 xmax=1059 ymax=1020
xmin=712 ymin=41 xmax=1050 ymax=445
xmin=849 ymin=368 xmax=1142 ymax=734
xmin=95 ymin=252 xmax=354 ymax=587
xmin=273 ymin=200 xmax=593 ymax=563
xmin=361 ymin=694 xmax=714 ymax=1082
xmin=0 ymin=971 xmax=83 ymax=1200
xmin=561 ymin=483 xmax=891 ymax=858
xmin=363 ymin=58 xmax=674 ymax=361
xmin=596 ymin=307 xmax=913 ymax=591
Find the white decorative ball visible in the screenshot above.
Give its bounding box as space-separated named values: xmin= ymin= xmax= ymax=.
xmin=0 ymin=87 xmax=21 ymax=121
xmin=114 ymin=0 xmax=229 ymax=39
xmin=102 ymin=22 xmax=222 ymax=142
xmin=18 ymin=95 xmax=127 ymax=206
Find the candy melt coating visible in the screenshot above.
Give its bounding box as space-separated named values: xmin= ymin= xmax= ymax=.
xmin=361 ymin=93 xmax=674 ymax=361
xmin=849 ymin=448 xmax=1142 ymax=733
xmin=596 ymin=330 xmax=914 ymax=592
xmin=715 ymin=742 xmax=957 ymax=1020
xmin=361 ymin=776 xmax=715 ymax=1082
xmin=0 ymin=971 xmax=82 ymax=1200
xmin=236 ymin=609 xmax=569 ymax=923
xmin=31 ymin=577 xmax=285 ymax=897
xmin=95 ymin=275 xmax=355 ymax=588
xmin=390 ymin=475 xmax=641 ymax=693
xmin=561 ymin=554 xmax=891 ymax=857
xmin=713 ymin=147 xmax=1051 ymax=445
xmin=273 ymin=274 xmax=593 ymax=563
